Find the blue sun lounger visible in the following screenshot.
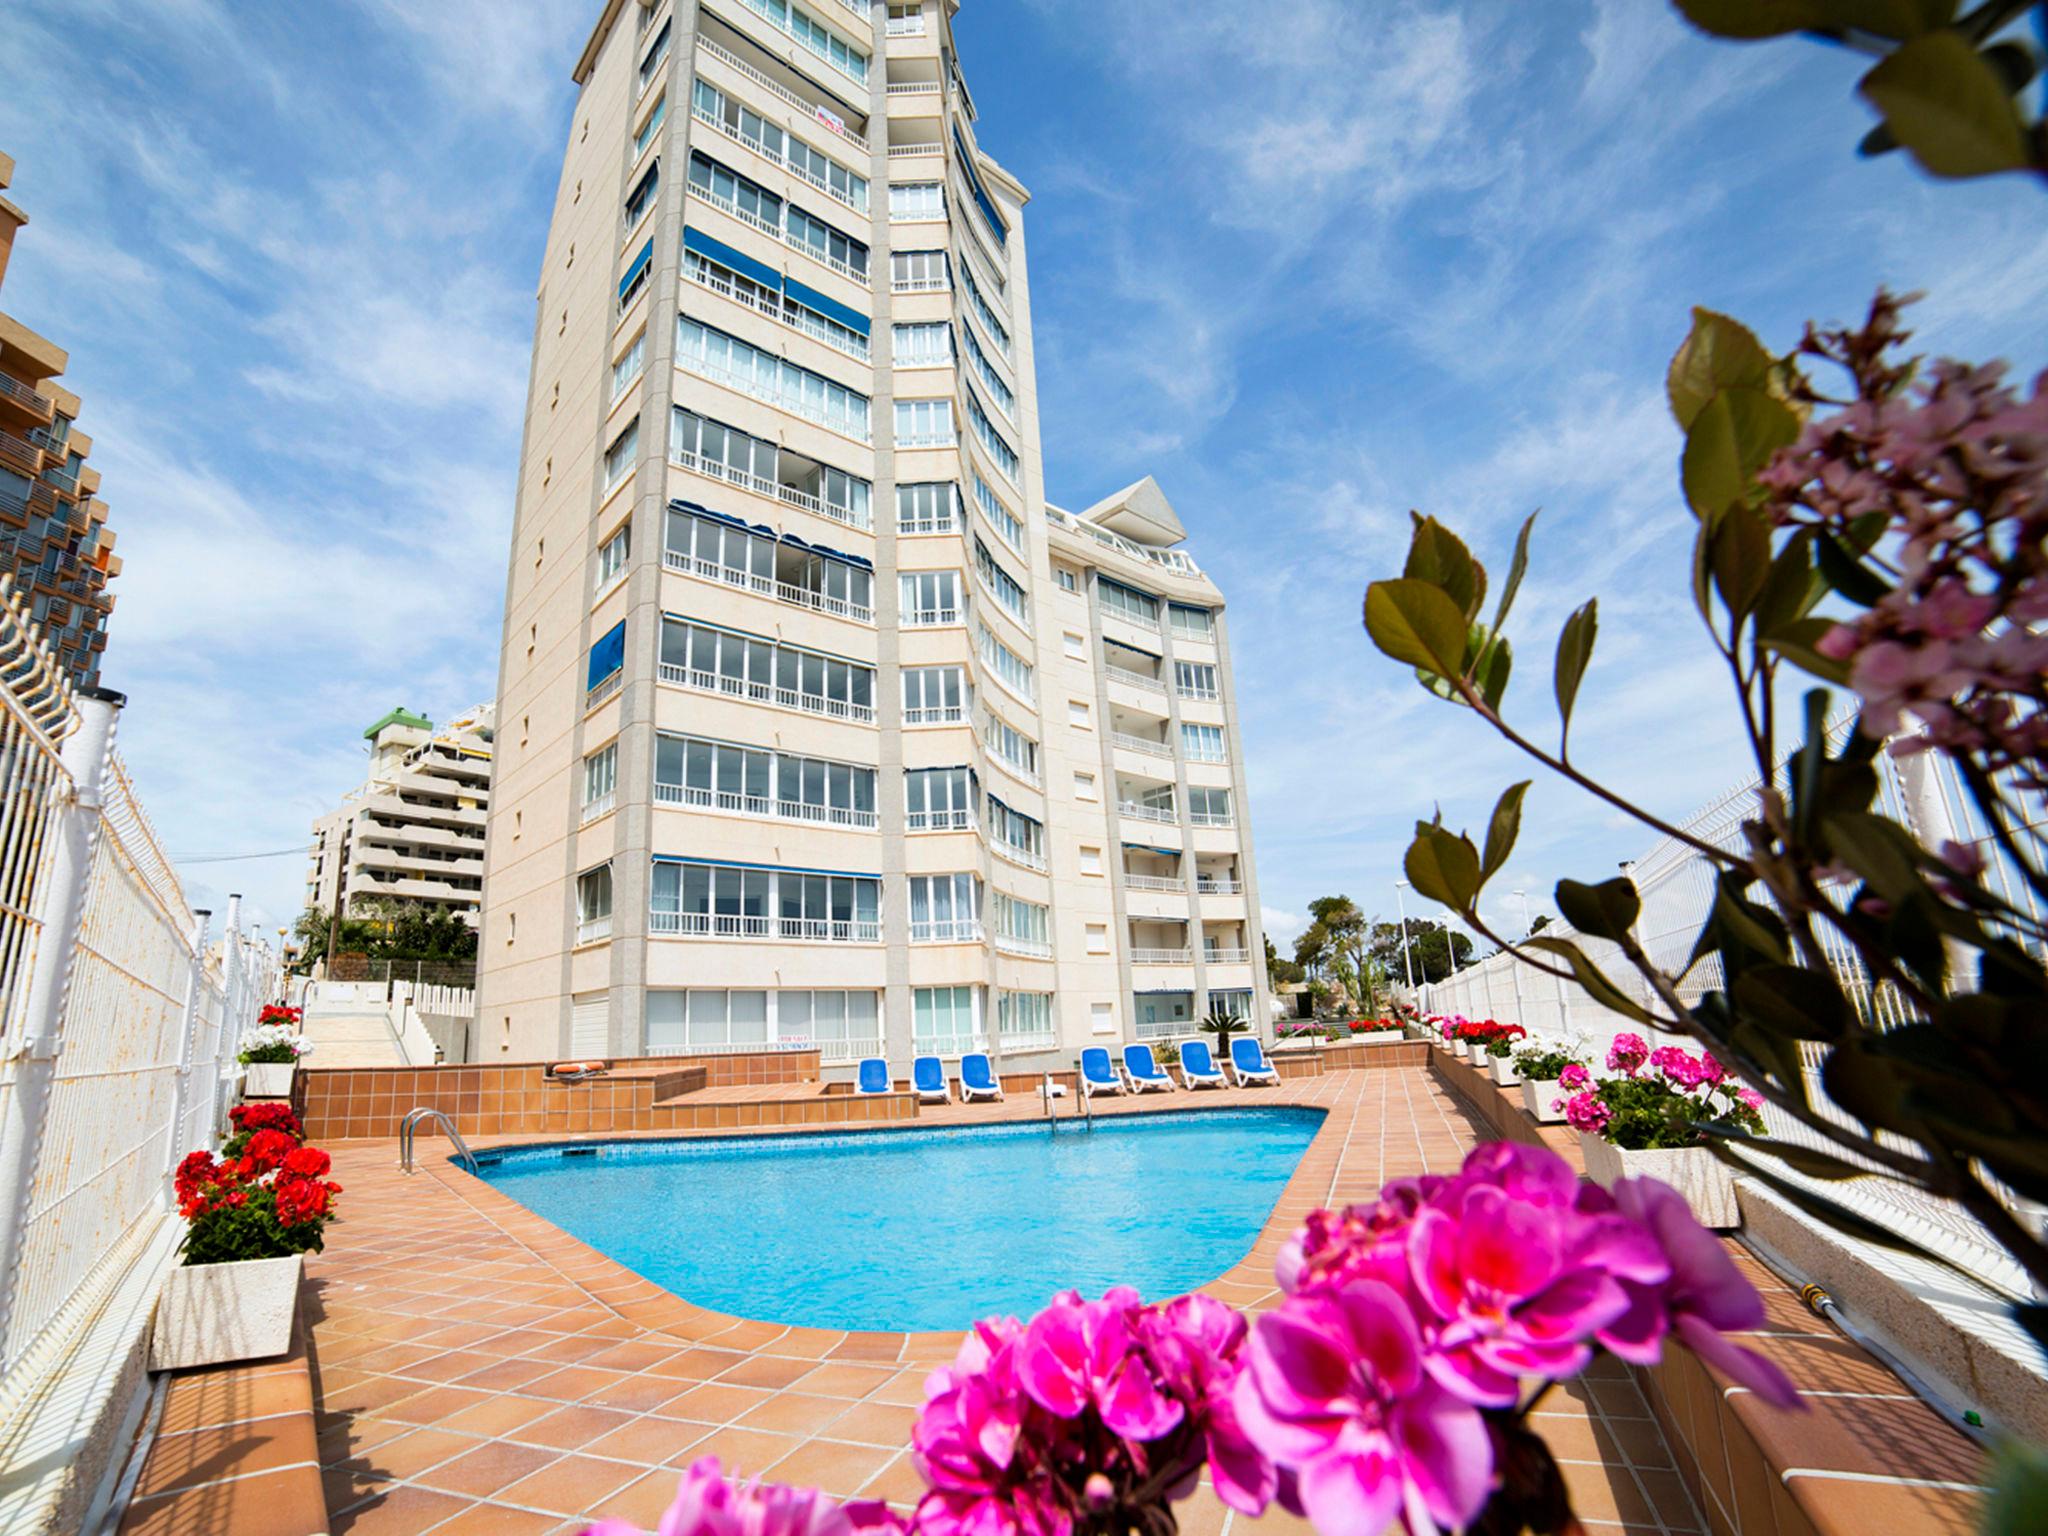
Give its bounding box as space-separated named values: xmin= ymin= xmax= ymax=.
xmin=855 ymin=1056 xmax=891 ymax=1095
xmin=959 ymin=1052 xmax=1004 ymax=1102
xmin=1228 ymin=1036 xmax=1279 ymax=1086
xmin=911 ymin=1055 xmax=951 ymax=1104
xmin=1121 ymin=1043 xmax=1175 ymax=1092
xmin=1177 ymin=1039 xmax=1227 ymax=1089
xmin=1079 ymin=1047 xmax=1126 ymax=1099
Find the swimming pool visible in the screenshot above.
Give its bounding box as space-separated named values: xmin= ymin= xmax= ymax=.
xmin=474 ymin=1107 xmax=1322 ymax=1331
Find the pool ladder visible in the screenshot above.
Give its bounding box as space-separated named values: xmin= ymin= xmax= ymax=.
xmin=1042 ymin=1071 xmax=1091 ymax=1130
xmin=399 ymin=1107 xmax=479 ymax=1175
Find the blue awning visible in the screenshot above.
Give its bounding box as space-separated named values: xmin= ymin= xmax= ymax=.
xmin=783 ymin=275 xmax=870 ymax=338
xmin=1121 ymin=841 xmax=1183 ymax=857
xmin=652 ymin=854 xmax=880 ymax=879
xmin=671 ymin=500 xmax=750 ymax=533
xmin=809 ymin=542 xmax=873 ymax=571
xmin=953 ymin=127 xmax=1008 ymax=244
xmin=587 ymin=620 xmax=627 ymax=689
xmin=618 ymin=239 xmax=653 ymax=302
xmin=684 ymin=225 xmax=782 ymax=293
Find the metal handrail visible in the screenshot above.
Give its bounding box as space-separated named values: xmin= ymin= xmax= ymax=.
xmin=399 ymin=1107 xmax=478 ymax=1175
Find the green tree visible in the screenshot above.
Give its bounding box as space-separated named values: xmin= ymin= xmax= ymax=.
xmin=1368 ymin=918 xmax=1473 ymax=984
xmin=1264 ymin=935 xmax=1303 ymax=990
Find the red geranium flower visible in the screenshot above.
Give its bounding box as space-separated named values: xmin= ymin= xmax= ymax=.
xmin=281 ymin=1146 xmax=331 ymax=1179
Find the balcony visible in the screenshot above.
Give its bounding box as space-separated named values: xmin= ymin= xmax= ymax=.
xmin=0 ymin=373 xmax=54 ymax=423
xmin=1131 ymin=947 xmax=1194 ymax=965
xmin=1196 ymin=876 xmax=1244 ymax=895
xmin=1111 ymin=731 xmax=1171 ymax=760
xmin=587 ymin=671 xmax=623 ymax=712
xmin=577 ymin=917 xmax=613 ymax=944
xmin=685 ymin=256 xmax=870 ymax=362
xmin=686 ymin=180 xmax=870 ymax=289
xmin=1117 ymin=801 xmax=1176 ymax=825
xmin=993 ymin=933 xmax=1052 ymax=959
xmin=903 ymin=703 xmax=966 ymax=726
xmin=696 ymin=39 xmax=872 ymax=153
xmin=690 ymin=95 xmax=867 ymax=218
xmin=728 ymin=0 xmax=870 ymax=93
xmin=1124 ymin=874 xmax=1185 ymax=894
xmin=651 ymin=911 xmax=882 ymax=942
xmin=906 ymin=808 xmax=973 ymax=832
xmin=659 ymin=661 xmax=877 ymax=724
xmin=1189 ymin=811 xmax=1235 ymax=829
xmin=910 ymin=918 xmax=983 ymax=943
xmin=581 ymin=791 xmax=617 ymax=825
xmin=663 ymin=548 xmax=875 ymax=624
xmin=670 ymin=446 xmax=873 ymax=533
xmin=996 ymin=1028 xmax=1056 ymax=1054
xmin=654 ymin=781 xmax=880 ymax=829
xmin=992 ymin=841 xmax=1047 ymax=874
xmin=1204 ymin=948 xmax=1251 ymax=965
xmin=885 ymin=12 xmax=925 ymax=35
xmin=1106 ymin=664 xmax=1165 ymax=694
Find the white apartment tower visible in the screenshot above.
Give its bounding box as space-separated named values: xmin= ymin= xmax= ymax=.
xmin=479 ymin=0 xmax=1270 ymax=1066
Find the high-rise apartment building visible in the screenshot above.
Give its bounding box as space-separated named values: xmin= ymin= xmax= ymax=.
xmin=478 ymin=0 xmax=1269 ymax=1065
xmin=307 ymin=705 xmax=495 ymax=926
xmin=0 ymin=152 xmax=118 ymax=693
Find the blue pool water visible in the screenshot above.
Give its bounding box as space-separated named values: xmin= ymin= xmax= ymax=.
xmin=475 ymin=1107 xmax=1322 ymax=1331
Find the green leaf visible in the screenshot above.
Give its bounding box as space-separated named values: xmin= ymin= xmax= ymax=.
xmin=1822 ymin=811 xmax=1925 ymax=902
xmin=1703 ymin=1127 xmax=1873 ymax=1181
xmin=1524 ymin=935 xmax=1660 ymax=1026
xmin=1364 ymin=579 xmax=1471 ymax=681
xmin=1710 ymin=504 xmax=1773 ymax=623
xmin=1492 ymin=510 xmax=1538 ymax=633
xmin=1730 ymin=964 xmax=1850 ymax=1042
xmin=1667 ymin=307 xmax=1774 ymax=429
xmin=1482 ymin=781 xmax=1531 ymax=885
xmin=1471 ymin=632 xmax=1513 ymax=711
xmin=1403 ymin=515 xmax=1487 ymax=623
xmin=1814 ymin=0 xmax=1958 ymax=39
xmin=1555 ymin=876 xmax=1641 ymax=943
xmin=1682 ymin=388 xmax=1802 ymax=520
xmin=1552 ymin=599 xmax=1598 ymax=753
xmin=1859 ymin=31 xmax=2030 ymax=179
xmin=1760 ymin=621 xmax=1852 ymax=686
xmin=1711 ymin=873 xmax=1791 ymax=967
xmin=1405 ymin=821 xmax=1482 ymax=912
xmin=1982 ymin=1439 xmax=2048 ymax=1536
xmin=1753 ymin=529 xmax=1825 ymax=638
xmin=1815 ymin=529 xmax=1893 ymax=607
xmin=1669 ymin=0 xmax=1821 ymax=40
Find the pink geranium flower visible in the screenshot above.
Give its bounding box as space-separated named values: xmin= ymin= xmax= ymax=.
xmin=913 ymin=1319 xmax=1074 ymax=1536
xmin=1138 ymin=1294 xmax=1276 ymax=1514
xmin=1561 ymin=1090 xmax=1612 ymax=1135
xmin=1017 ymin=1287 xmax=1181 ymax=1439
xmin=1235 ymin=1280 xmax=1493 ymax=1534
xmin=586 ymin=1456 xmax=907 ymax=1536
xmin=1558 ymin=1062 xmax=1590 ymax=1090
xmin=1607 ymin=1033 xmax=1650 ymax=1076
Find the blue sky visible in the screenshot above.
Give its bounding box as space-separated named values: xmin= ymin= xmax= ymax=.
xmin=1 ymin=0 xmax=2042 ymax=950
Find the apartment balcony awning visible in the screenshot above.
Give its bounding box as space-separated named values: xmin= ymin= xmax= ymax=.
xmin=1121 ymin=840 xmax=1182 ymax=857
xmin=684 ymin=224 xmax=782 ymax=295
xmin=779 ymin=532 xmax=873 ymax=570
xmin=672 ymin=497 xmax=775 ymax=539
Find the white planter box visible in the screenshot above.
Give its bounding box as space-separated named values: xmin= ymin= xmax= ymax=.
xmin=1352 ymin=1030 xmax=1405 ymax=1046
xmin=151 ymin=1254 xmax=302 ymax=1371
xmin=1489 ymin=1054 xmax=1519 ymax=1086
xmin=1466 ymin=1042 xmax=1490 ymax=1066
xmin=1579 ymin=1136 xmax=1740 ymax=1229
xmin=1522 ymin=1078 xmax=1567 ymax=1123
xmin=243 ymin=1062 xmax=296 ymax=1098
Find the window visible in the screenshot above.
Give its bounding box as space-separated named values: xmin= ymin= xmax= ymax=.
xmin=979 ymin=623 xmax=1033 ymax=700
xmin=1073 ymin=771 xmax=1097 ymax=801
xmin=671 ymin=407 xmax=872 ymax=527
xmin=624 ymin=161 xmax=659 ymax=228
xmin=738 ymin=0 xmax=868 ymax=82
xmin=785 ymin=133 xmax=867 ymax=212
xmin=973 ymin=536 xmax=1028 ymax=626
xmin=577 ymin=865 xmax=614 ymax=941
xmin=596 ymin=524 xmax=631 ymax=590
xmin=656 ymin=734 xmax=877 ymax=826
xmin=913 ymin=985 xmax=981 ymax=1054
xmin=890 ymin=181 xmax=945 ymax=220
xmin=783 ymin=203 xmax=869 ymax=279
xmin=906 ymin=766 xmax=978 ymax=830
xmin=891 ymin=249 xmax=949 ymax=292
xmin=893 ymin=321 xmax=952 ymax=366
xmin=900 ymin=570 xmax=961 ymax=625
xmin=1181 ymin=723 xmax=1226 ymax=762
xmin=1189 ymin=786 xmax=1233 ymax=826
xmin=634 ymin=93 xmax=666 ymax=157
xmin=665 ymin=506 xmax=874 ymax=617
xmin=1100 ymin=579 xmax=1160 ymax=628
xmin=583 ymin=744 xmax=618 ymax=818
xmin=1175 ymin=660 xmax=1220 ymax=700
xmin=677 ymin=317 xmax=871 ymax=439
xmin=652 ymin=857 xmax=881 ymax=940
xmin=638 ymin=18 xmax=670 ymax=91
xmin=959 ymin=253 xmax=1011 ymax=355
xmin=1063 ymin=631 xmax=1085 ymax=659
xmin=646 ymin=989 xmax=770 ymax=1050
xmin=1169 ymin=604 xmax=1215 ymax=641
xmin=1210 ymin=989 xmax=1254 ymax=1021
xmin=965 ymin=389 xmax=1018 ymax=481
xmin=685 ymin=245 xmax=868 ymax=359
xmin=1056 ymin=567 xmax=1079 ymax=593
xmin=981 ymin=711 xmax=1037 ymax=779
xmin=688 ymin=150 xmax=784 ymax=231
xmin=897 ymin=481 xmax=959 ymax=535
xmin=1091 ymin=1000 xmax=1115 ymax=1034
xmin=1068 ymin=699 xmax=1091 ymax=728
xmin=902 ymin=665 xmax=968 ymax=724
xmin=612 ymin=331 xmax=646 ymax=401
xmin=993 ymin=894 xmax=1050 ymax=955
xmin=961 ymin=325 xmax=1013 ymax=416
xmin=1086 ymin=923 xmax=1109 ymax=955
xmin=996 ymin=991 xmax=1053 ymax=1041
xmin=909 ymin=873 xmax=980 ymax=940
xmin=987 ymin=795 xmax=1044 ymax=866
xmin=886 ymin=3 xmax=925 ymax=36
xmin=895 ymin=398 xmax=955 ymax=447
xmin=603 ymin=417 xmax=639 ymax=489
xmin=1079 ymin=846 xmax=1103 ymax=876
xmin=768 ymin=989 xmax=881 ymax=1052
xmin=973 ymin=475 xmax=1024 ymax=552
xmin=659 ymin=618 xmax=876 ymax=722
xmin=693 ymin=80 xmax=867 ymax=212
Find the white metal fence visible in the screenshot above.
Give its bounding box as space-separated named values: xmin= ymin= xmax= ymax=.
xmin=1420 ymin=724 xmax=2043 ymax=1300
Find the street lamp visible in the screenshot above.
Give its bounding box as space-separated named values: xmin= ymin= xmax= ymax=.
xmin=1393 ymin=880 xmax=1416 ymax=992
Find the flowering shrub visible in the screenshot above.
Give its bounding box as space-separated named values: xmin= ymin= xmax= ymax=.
xmin=576 ymin=1142 xmax=1796 ymax=1535
xmin=1451 ymin=1018 xmax=1526 ymax=1057
xmin=175 ymin=1112 xmax=342 ymax=1266
xmin=258 ymin=1004 xmax=302 ymax=1027
xmin=1511 ymin=1042 xmax=1583 ymax=1080
xmin=1561 ymin=1046 xmax=1768 ymax=1151
xmin=238 ymin=1022 xmax=312 ymax=1067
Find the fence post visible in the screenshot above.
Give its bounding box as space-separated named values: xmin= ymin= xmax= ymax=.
xmin=220 ymin=893 xmax=245 ymax=1069
xmin=0 ymin=688 xmax=121 ymax=1359
xmin=161 ymin=908 xmax=212 ymax=1206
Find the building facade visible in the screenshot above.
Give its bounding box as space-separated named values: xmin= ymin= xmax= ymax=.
xmin=308 ymin=705 xmax=495 ymax=925
xmin=477 ymin=0 xmax=1270 ymax=1065
xmin=0 ymin=152 xmax=118 ymax=693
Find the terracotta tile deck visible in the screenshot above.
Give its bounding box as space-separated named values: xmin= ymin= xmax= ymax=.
xmin=288 ymin=1067 xmax=1721 ymax=1533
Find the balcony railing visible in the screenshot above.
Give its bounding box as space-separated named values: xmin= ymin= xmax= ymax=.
xmin=1118 ymin=801 xmax=1177 ymax=825
xmin=580 ymin=791 xmax=616 ymax=825
xmin=669 ymin=447 xmax=873 ymax=532
xmin=586 ymin=671 xmax=623 ymax=711
xmin=887 ymin=143 xmax=943 ymax=159
xmin=1111 ymin=732 xmax=1171 ymax=758
xmin=1204 ymin=948 xmax=1252 ymax=965
xmin=686 ymin=257 xmax=871 ymax=361
xmin=1178 ymin=684 xmax=1221 ymax=703
xmin=1136 ymin=1018 xmax=1202 ymax=1041
xmin=906 ymin=808 xmax=974 ymax=831
xmin=690 ymin=98 xmax=867 ymax=217
xmin=577 ymin=917 xmax=613 ymax=944
xmin=910 ymin=918 xmax=983 ymax=943
xmin=894 ymin=429 xmax=957 ymax=448
xmin=891 ymin=275 xmax=950 ymax=293
xmin=654 ymin=781 xmax=879 ymax=829
xmin=997 ymin=1030 xmax=1056 ymax=1054
xmin=651 ymin=911 xmax=882 ymax=942
xmin=1131 ymin=947 xmax=1194 ymax=965
xmin=897 ymin=512 xmax=957 ymax=536
xmin=885 ymin=14 xmax=926 ymax=35
xmin=914 ymin=1033 xmax=991 ymax=1060
xmin=1189 ymin=811 xmax=1235 ymax=828
xmin=659 ymin=662 xmax=877 ymax=724
xmin=731 ymin=0 xmax=870 ymax=91
xmin=1196 ymin=877 xmax=1244 ymax=895
xmin=992 ymin=841 xmax=1047 ymax=873
xmin=0 ymin=374 xmax=54 ymax=418
xmin=1123 ymin=874 xmax=1185 ymax=893
xmin=677 ymin=344 xmax=872 ymax=443
xmin=993 ymin=933 xmax=1052 ymax=959
xmin=902 ymin=704 xmax=965 ymax=726
xmin=696 ymin=39 xmax=871 ymax=152
xmin=1107 ymin=665 xmax=1165 ymax=693
xmin=902 ymin=605 xmax=959 ymax=626
xmin=687 ymin=183 xmax=870 ymax=289
xmin=662 ymin=549 xmax=875 ymax=624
